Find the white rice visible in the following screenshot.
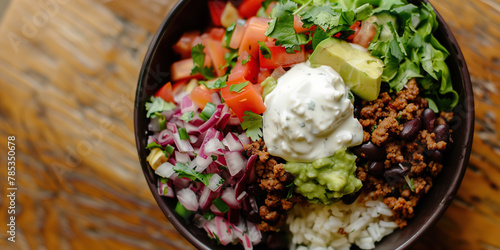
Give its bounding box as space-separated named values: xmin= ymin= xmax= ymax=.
xmin=286 ymin=196 xmax=397 ymax=250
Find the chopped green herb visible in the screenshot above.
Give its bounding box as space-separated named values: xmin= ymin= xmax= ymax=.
xmin=203 ymin=211 xmax=215 ymax=221
xmin=222 ymin=50 xmax=239 ymax=69
xmin=201 ymin=76 xmax=228 ymax=89
xmin=212 ymin=197 xmax=229 ymax=213
xmin=286 ymin=182 xmax=295 ymax=200
xmin=229 ymin=81 xmax=249 ymax=93
xmin=371 ymin=124 xmax=378 ymax=132
xmin=199 ymin=102 xmax=217 ymax=121
xmin=258 ymin=41 xmax=272 ymax=59
xmin=223 ymin=23 xmax=236 ymax=48
xmin=173 ymin=162 xmax=211 ymax=186
xmin=191 ymin=44 xmax=215 ymax=79
xmin=179 ymin=128 xmax=189 ymax=140
xmin=265 ymin=1 xmax=309 ymax=53
xmin=145 ymin=96 xmax=175 ymax=118
xmin=180 ymin=111 xmax=194 ymax=122
xmin=241 ymin=111 xmax=264 ymax=141
xmin=241 ymin=55 xmax=251 ymax=65
xmin=146 ymin=141 xmax=162 ymax=150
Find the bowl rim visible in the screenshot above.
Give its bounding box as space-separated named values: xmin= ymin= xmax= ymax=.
xmin=134 ymin=0 xmax=475 ymax=249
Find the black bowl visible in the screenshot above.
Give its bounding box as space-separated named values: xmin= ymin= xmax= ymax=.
xmin=134 ymin=0 xmax=474 ymax=249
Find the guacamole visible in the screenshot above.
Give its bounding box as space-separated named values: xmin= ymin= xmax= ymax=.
xmin=284 ymin=147 xmax=362 ymax=204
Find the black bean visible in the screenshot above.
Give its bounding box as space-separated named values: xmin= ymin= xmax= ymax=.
xmin=281 ymin=172 xmax=294 ymax=185
xmin=428 ymin=150 xmax=443 ymax=162
xmin=247 ymin=210 xmax=261 ymax=223
xmin=368 ymin=161 xmax=385 ymax=176
xmin=352 ymin=141 xmax=385 ymax=161
xmin=422 ymin=108 xmax=436 ymax=131
xmin=434 ymin=124 xmax=449 ymax=143
xmin=341 ymin=190 xmax=361 ymax=205
xmin=400 ymin=117 xmax=422 ymax=141
xmin=383 ymin=166 xmax=408 ymax=186
xmin=247 ymin=183 xmax=265 ymax=196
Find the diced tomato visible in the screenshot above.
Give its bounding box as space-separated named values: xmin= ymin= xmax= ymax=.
xmin=352 ymin=21 xmax=377 ymax=48
xmin=208 ymin=0 xmax=226 ymax=27
xmin=190 ymin=85 xmax=215 ymax=109
xmin=257 ymin=68 xmax=272 ymax=84
xmin=259 ymin=42 xmax=306 ymax=69
xmin=202 ymin=37 xmax=230 ymax=77
xmin=155 ymin=82 xmax=175 ymax=103
xmin=238 ymin=0 xmax=265 ymax=19
xmin=228 ymin=51 xmax=259 ymax=83
xmin=170 ymin=55 xmax=212 ymax=81
xmin=238 ymin=17 xmax=271 ymax=58
xmin=347 ymin=21 xmax=361 ymax=42
xmin=294 ymin=16 xmax=313 ymax=33
xmin=265 ymin=2 xmax=277 ymax=16
xmin=229 ymin=23 xmax=244 ymax=49
xmin=173 ymin=31 xmax=201 ymax=59
xmin=253 ymin=83 xmax=263 ymax=95
xmin=220 ymin=77 xmax=266 ymax=119
xmin=209 ymin=27 xmax=225 ymax=41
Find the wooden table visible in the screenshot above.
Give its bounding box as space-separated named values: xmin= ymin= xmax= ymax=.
xmin=0 ymin=0 xmax=499 ymax=249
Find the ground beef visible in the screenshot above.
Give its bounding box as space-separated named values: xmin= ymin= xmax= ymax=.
xmin=354 ymin=79 xmax=453 ymax=228
xmin=244 ymin=140 xmax=303 ymax=232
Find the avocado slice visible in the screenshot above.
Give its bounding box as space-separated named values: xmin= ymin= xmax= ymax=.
xmin=309 ymin=38 xmax=384 ymax=101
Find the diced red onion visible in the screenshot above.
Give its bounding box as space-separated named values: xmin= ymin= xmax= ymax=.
xmin=239 ymin=234 xmax=252 ymax=250
xmin=246 ymin=221 xmax=262 ymax=245
xmin=157 ymin=129 xmax=174 ymax=146
xmin=222 ymin=132 xmax=244 ymax=152
xmin=204 ymin=138 xmax=225 ymax=155
xmin=147 ymin=136 xmax=155 ymax=145
xmin=181 ymin=95 xmax=198 ymax=113
xmin=228 ymin=208 xmax=240 ymax=225
xmin=199 ymin=185 xmax=218 ymax=210
xmin=215 ymin=155 xmax=227 ymax=166
xmin=157 ymin=178 xmax=174 ymax=198
xmin=155 ymin=162 xmax=175 ymax=178
xmin=248 ymin=196 xmax=258 ymax=213
xmin=176 ymin=188 xmax=199 ymax=211
xmin=175 ymin=151 xmax=191 ymax=164
xmin=207 ymin=173 xmax=223 ymax=192
xmin=211 ymin=92 xmax=222 ymax=105
xmin=271 ymin=66 xmax=286 ymax=79
xmin=148 ymin=117 xmax=162 ymax=132
xmin=238 ymin=133 xmax=251 ymax=145
xmin=221 ymin=187 xmax=241 ymax=209
xmin=198 ymin=107 xmax=222 ymax=133
xmin=215 ymin=216 xmax=233 ymax=245
xmin=172 ymin=173 xmax=190 ymax=189
xmin=210 ymin=204 xmax=225 ymax=217
xmin=193 ymin=154 xmax=213 ymax=173
xmin=217 ymin=113 xmax=231 ymax=130
xmin=225 ymin=151 xmax=246 ymax=176
xmin=183 ymin=122 xmax=200 ymax=134
xmin=235 ymin=154 xmax=257 ymax=198
xmin=236 ymin=191 xmax=248 ymax=202
xmin=203 ymin=219 xmax=217 ymax=239
xmin=228 ymin=116 xmax=241 ymax=126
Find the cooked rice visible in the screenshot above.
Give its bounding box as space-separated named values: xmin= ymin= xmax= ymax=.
xmin=286 ymin=196 xmax=397 ymax=250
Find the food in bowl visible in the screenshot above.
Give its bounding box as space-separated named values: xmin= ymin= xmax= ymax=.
xmin=141 ymin=0 xmax=461 ymax=249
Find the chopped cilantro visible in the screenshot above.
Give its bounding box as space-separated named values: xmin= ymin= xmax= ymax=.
xmin=145 ymin=96 xmax=175 ymax=118
xmin=223 ymin=23 xmax=236 ymax=48
xmin=241 ymin=55 xmax=251 ymax=65
xmin=258 ymin=41 xmax=272 ymax=59
xmin=173 ymin=162 xmax=211 ymax=186
xmin=191 ymin=44 xmax=215 ymax=79
xmin=229 ymin=81 xmax=249 ymax=93
xmin=201 ymin=75 xmax=228 ymax=89
xmin=222 ymin=50 xmax=239 ymax=69
xmin=241 ymin=111 xmax=263 ymax=141
xmin=180 ymin=111 xmax=194 ymax=122
xmin=286 ymin=182 xmax=295 ymax=200
xmin=371 ymin=124 xmax=378 ymax=132
xmin=265 ymin=1 xmax=309 ymax=53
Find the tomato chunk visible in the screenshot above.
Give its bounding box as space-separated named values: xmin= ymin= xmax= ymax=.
xmin=155 ymin=82 xmax=175 ymax=103
xmin=203 ymin=37 xmax=230 ymax=77
xmin=238 ymin=17 xmax=271 ymax=58
xmin=220 ymin=77 xmax=266 ymax=119
xmin=352 ymin=21 xmax=377 ymax=48
xmin=190 ymin=85 xmax=215 ymax=109
xmin=259 ymin=42 xmax=306 ymax=69
xmin=208 ymin=0 xmax=226 ymax=27
xmin=170 ymin=55 xmax=212 ymax=82
xmin=257 ymin=68 xmax=272 ymax=84
xmin=173 ymin=31 xmax=201 ymax=59
xmin=238 ymin=0 xmax=265 ymax=19
xmin=228 ymin=51 xmax=259 ymax=84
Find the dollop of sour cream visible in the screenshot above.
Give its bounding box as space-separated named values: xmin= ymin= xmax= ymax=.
xmin=262 ymin=62 xmax=363 ymax=162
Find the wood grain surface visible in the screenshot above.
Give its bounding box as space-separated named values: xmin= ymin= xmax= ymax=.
xmin=0 ymin=0 xmax=499 ymax=249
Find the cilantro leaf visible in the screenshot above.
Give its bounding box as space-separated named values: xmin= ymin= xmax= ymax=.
xmin=258 ymin=41 xmax=272 ymax=59
xmin=222 ymin=50 xmax=239 ymax=70
xmin=180 ymin=111 xmax=194 ymax=122
xmin=223 ymin=23 xmax=236 ymax=48
xmin=229 ymin=81 xmax=249 ymax=93
xmin=191 ymin=44 xmax=215 ymax=79
xmin=241 ymin=55 xmax=251 ymax=65
xmin=265 ymin=1 xmax=309 ymax=53
xmin=172 ymin=162 xmax=212 ymax=186
xmin=145 ymin=96 xmax=176 ymax=118
xmin=201 ymin=75 xmax=228 ymax=89
xmin=241 ymin=111 xmax=263 ymax=141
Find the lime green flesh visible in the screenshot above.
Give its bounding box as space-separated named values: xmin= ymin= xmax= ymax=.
xmin=309 ymin=38 xmax=384 ymax=101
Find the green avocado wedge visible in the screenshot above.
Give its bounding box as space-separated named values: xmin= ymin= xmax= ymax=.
xmin=309 ymin=38 xmax=384 ymax=101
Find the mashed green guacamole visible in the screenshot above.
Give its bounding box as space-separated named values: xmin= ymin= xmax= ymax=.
xmin=284 ymin=147 xmax=362 ymax=204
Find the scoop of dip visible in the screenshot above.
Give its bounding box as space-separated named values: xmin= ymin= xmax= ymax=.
xmin=262 ymin=62 xmax=362 ymax=162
